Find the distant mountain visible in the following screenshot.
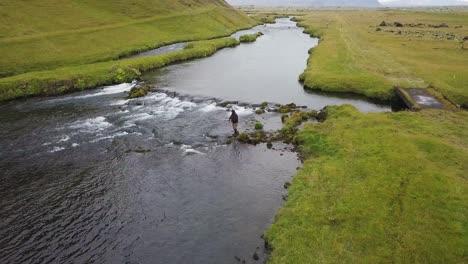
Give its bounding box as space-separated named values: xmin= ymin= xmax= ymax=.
xmin=226 ymin=0 xmax=381 ymax=7
xmin=381 ymin=0 xmax=468 ymax=7
xmin=313 ymin=0 xmax=381 ymax=6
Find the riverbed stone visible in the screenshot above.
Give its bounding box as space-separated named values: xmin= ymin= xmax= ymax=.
xmin=253 ymin=252 xmax=259 ymax=261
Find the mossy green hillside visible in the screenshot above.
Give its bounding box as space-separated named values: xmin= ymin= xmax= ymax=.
xmin=0 ymin=38 xmax=239 ymax=101
xmin=266 ymin=105 xmax=468 ymax=263
xmin=0 ymin=0 xmax=256 ymax=77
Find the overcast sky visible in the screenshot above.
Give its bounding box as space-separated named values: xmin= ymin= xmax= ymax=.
xmin=379 ymin=0 xmax=467 ymax=3
xmin=379 ymin=0 xmax=467 ymax=2
xmin=380 ymin=0 xmax=468 ymax=6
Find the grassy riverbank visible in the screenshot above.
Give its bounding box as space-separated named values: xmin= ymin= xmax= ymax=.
xmin=266 ymin=105 xmax=468 ymax=263
xmin=0 ymin=0 xmax=255 ymax=77
xmin=239 ymin=32 xmax=264 ymax=43
xmin=295 ymin=9 xmax=468 ymax=107
xmin=260 ymin=7 xmax=468 ymax=263
xmin=0 ymin=37 xmax=239 ymax=100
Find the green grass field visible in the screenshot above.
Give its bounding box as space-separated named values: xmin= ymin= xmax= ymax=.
xmin=0 ymin=0 xmax=256 ymax=100
xmin=266 ymin=105 xmax=468 ymax=263
xmin=295 ymin=9 xmax=468 ymax=107
xmin=0 ymin=0 xmax=255 ymax=77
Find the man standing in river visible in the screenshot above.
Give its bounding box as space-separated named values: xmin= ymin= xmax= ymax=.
xmin=228 ymin=110 xmax=239 ymax=134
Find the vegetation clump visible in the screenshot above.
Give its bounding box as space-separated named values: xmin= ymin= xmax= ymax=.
xmin=254 ymin=103 xmax=309 ymax=117
xmin=276 ymin=103 xmax=304 ymax=113
xmin=237 ymin=132 xmax=250 ymax=143
xmin=254 ymin=122 xmax=264 ymax=130
xmin=235 ymin=108 xmax=318 ymax=146
xmin=112 ymin=66 xmax=141 ymax=83
xmin=255 ymin=109 xmax=265 ymax=115
xmin=128 ymin=86 xmax=149 ymax=99
xmin=236 ymin=131 xmax=269 ymax=145
xmin=239 ymin=32 xmax=264 ymax=43
xmin=280 ymin=111 xmax=310 ymax=143
xmin=254 ymin=102 xmax=269 ymax=114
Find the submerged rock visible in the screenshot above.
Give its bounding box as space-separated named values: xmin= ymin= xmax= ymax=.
xmin=252 ymin=252 xmax=259 ymax=261
xmin=218 ymin=101 xmax=238 ymax=107
xmin=126 ymin=147 xmax=151 ymax=153
xmin=316 ymin=108 xmax=329 ymax=122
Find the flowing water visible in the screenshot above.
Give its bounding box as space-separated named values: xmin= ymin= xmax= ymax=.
xmin=145 ymin=18 xmax=390 ymax=112
xmin=0 ymin=18 xmax=390 ymax=264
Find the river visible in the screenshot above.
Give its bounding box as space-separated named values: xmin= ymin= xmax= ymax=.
xmin=0 ymin=18 xmax=390 ymax=264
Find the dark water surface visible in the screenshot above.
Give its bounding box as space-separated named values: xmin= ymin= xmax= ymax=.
xmin=0 ymin=85 xmax=299 ymax=264
xmin=0 ymin=18 xmax=389 ymax=264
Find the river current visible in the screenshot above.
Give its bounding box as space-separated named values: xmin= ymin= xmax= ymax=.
xmin=0 ymin=18 xmax=389 ymax=264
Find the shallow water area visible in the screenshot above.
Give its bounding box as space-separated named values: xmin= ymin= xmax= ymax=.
xmin=0 ymin=82 xmax=300 ymax=264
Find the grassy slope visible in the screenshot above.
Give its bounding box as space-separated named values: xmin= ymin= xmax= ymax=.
xmin=0 ymin=37 xmax=239 ymax=100
xmin=266 ymin=106 xmax=467 ymax=263
xmin=0 ymin=0 xmax=255 ymax=77
xmin=296 ymin=10 xmax=468 ymax=107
